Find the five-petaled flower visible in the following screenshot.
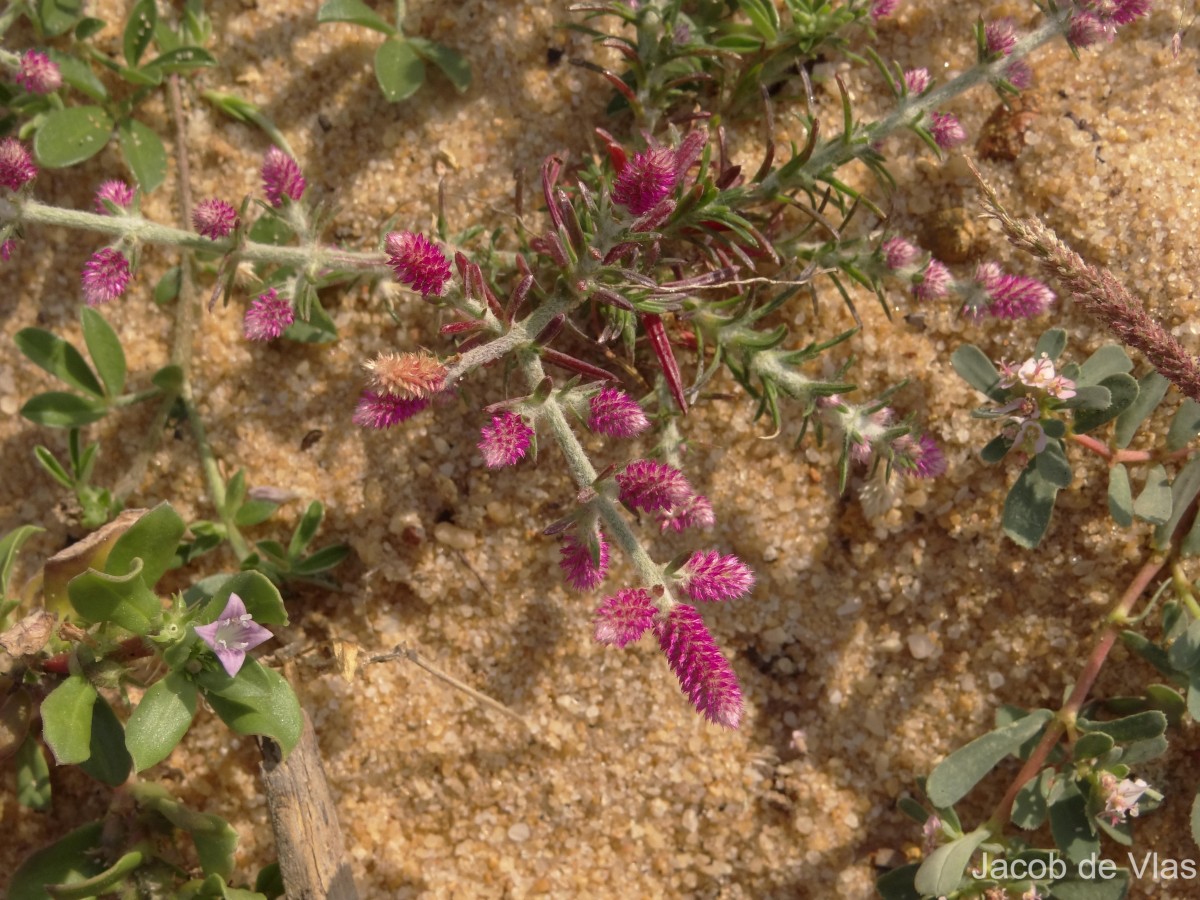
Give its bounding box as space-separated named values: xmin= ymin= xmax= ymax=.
xmin=194 ymin=593 xmax=273 ymax=677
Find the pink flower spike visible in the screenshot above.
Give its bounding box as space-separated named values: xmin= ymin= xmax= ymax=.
xmin=679 ymin=550 xmax=755 ymax=602
xmin=16 ymin=50 xmax=61 ymax=94
xmin=589 ymin=387 xmax=650 ymax=438
xmin=261 ymin=146 xmax=305 ymax=207
xmin=974 ymin=262 xmax=1055 ymax=319
xmin=882 ymin=236 xmax=920 ymax=270
xmin=1 ymin=238 xmax=16 ymax=261
xmin=616 ymin=459 xmax=692 ymax=512
xmin=81 ymin=248 xmax=131 ymax=306
xmin=903 ymin=68 xmax=930 ymax=94
xmin=0 ymin=137 xmax=37 ymax=191
xmin=593 ymin=587 xmax=655 ymax=647
xmin=914 ymin=259 xmax=952 ymax=301
xmin=656 ymin=604 xmax=743 ymax=728
xmin=870 ymin=0 xmax=899 ymax=21
xmin=929 ymin=112 xmax=967 ymax=149
xmin=193 ymin=198 xmax=239 ymax=239
xmin=560 ymin=529 xmax=610 ymax=591
xmin=657 ymin=494 xmax=715 ymax=533
xmin=385 ymin=231 xmax=453 ymax=297
xmin=984 ymin=18 xmax=1018 ymax=57
xmin=612 ymin=146 xmax=677 ymax=215
xmin=1068 ymin=12 xmax=1109 ymax=46
xmin=194 ymin=592 xmax=273 ymax=678
xmin=353 ymin=390 xmax=430 ymax=429
xmin=479 ymin=410 xmax=534 ymax=468
xmin=94 ymin=180 xmax=135 ymax=214
xmin=243 ymin=288 xmax=295 ymax=341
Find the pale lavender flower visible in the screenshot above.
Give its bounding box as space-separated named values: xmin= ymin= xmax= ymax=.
xmin=243 ymin=288 xmax=294 ymax=341
xmin=193 ymin=198 xmax=239 ymax=239
xmin=0 ymin=138 xmax=36 ymax=191
xmin=656 ymin=494 xmax=715 ymax=533
xmin=16 ymin=50 xmax=61 ymax=94
xmin=589 ymin=387 xmax=650 ymax=437
xmin=929 ymin=112 xmax=967 ymax=149
xmin=353 ymin=391 xmax=430 ymax=429
xmin=656 ymin=604 xmax=743 ymax=728
xmin=593 ymin=587 xmax=656 ymax=647
xmin=94 ymin=180 xmax=134 ymax=214
xmin=1098 ymin=773 xmax=1151 ymax=826
xmin=974 ymin=261 xmax=1055 ymax=319
xmin=678 ymin=550 xmax=755 ymax=602
xmin=903 ymin=68 xmax=930 ymax=94
xmin=560 ymin=529 xmax=609 ymax=591
xmin=882 ymin=236 xmax=920 ymax=270
xmin=194 ymin=593 xmax=274 ymax=677
xmin=870 ymin=0 xmax=899 ymax=21
xmin=261 ymin=147 xmax=305 ymax=206
xmin=914 ymin=259 xmax=952 ymax=301
xmin=612 ymin=146 xmax=677 ymax=215
xmin=479 ymin=410 xmax=534 ymax=468
xmin=616 ymin=459 xmax=692 ymax=512
xmin=81 ymin=248 xmax=131 ymax=306
xmin=385 ymin=231 xmax=452 ymax=296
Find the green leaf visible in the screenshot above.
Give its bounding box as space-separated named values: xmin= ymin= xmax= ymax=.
xmin=1169 ymin=618 xmax=1200 ymax=671
xmin=132 ymin=783 xmax=239 ymax=879
xmin=123 ymin=0 xmax=157 ymax=66
xmin=317 ymin=0 xmax=396 ymax=33
xmin=1108 ymin=464 xmax=1133 ymax=527
xmin=926 ymin=709 xmax=1053 ymax=807
xmin=80 ymin=307 xmax=126 ymax=398
xmin=1003 ymin=460 xmax=1060 ymax=549
xmin=78 ymin=694 xmax=132 ymax=786
xmin=1 ymin=524 xmax=44 ymax=598
xmin=283 ymin=294 xmax=338 ymax=343
xmin=1012 ymin=768 xmax=1053 ymax=829
xmin=913 ymin=827 xmax=988 ymax=897
xmin=1168 ymin=399 xmax=1200 ymax=452
xmin=1077 ymin=710 xmax=1167 ymax=743
xmin=1078 ymin=344 xmax=1133 ymax=384
xmin=288 ymin=501 xmax=324 ymax=559
xmin=1052 ymin=871 xmax=1131 ymax=900
xmin=1035 ymin=442 xmax=1072 ymax=489
xmin=1154 ymin=456 xmax=1200 ymax=550
xmin=68 ymin=559 xmax=161 ymax=634
xmin=36 ymin=0 xmax=86 ymax=36
xmin=142 ymin=45 xmax=219 ymax=77
xmin=48 ymin=49 xmax=107 ymax=101
xmin=118 ymin=117 xmax=167 ymax=193
xmin=738 ymin=0 xmax=780 ymax=40
xmin=1048 ymin=780 xmax=1099 ymax=864
xmin=1065 ymin=384 xmax=1112 ymax=411
xmin=1073 ymin=731 xmax=1115 ymax=761
xmin=105 ymin=501 xmax=187 ymax=591
xmin=1120 ymin=733 xmax=1168 ymax=765
xmin=8 ymin=821 xmax=106 ymax=898
xmin=198 ymin=660 xmax=303 ymax=754
xmin=75 ymin=16 xmax=106 ymax=39
xmin=1115 ymin=371 xmax=1169 ymax=449
xmin=41 ymin=674 xmax=99 ymax=765
xmin=127 ymin=671 xmax=198 ymax=772
xmin=375 ymin=38 xmax=426 ymax=102
xmin=15 ymin=327 xmax=106 ymax=398
xmin=1073 ymin=373 xmax=1139 ymax=433
xmin=951 ymin=344 xmax=1004 ymax=399
xmin=15 ymin=732 xmax=52 ymax=809
xmin=292 ymin=544 xmax=350 ymax=576
xmin=874 ymin=863 xmax=920 ymax=900
xmin=408 ymin=37 xmax=472 ymax=92
xmin=1034 ymin=328 xmax=1068 ymax=361
xmin=1133 ymin=464 xmax=1171 ymax=525
xmin=117 ymin=63 xmax=163 ymax=86
xmin=199 ymin=570 xmax=289 ymax=627
xmin=34 ymin=105 xmax=114 ymax=168
xmin=980 ymin=433 xmax=1012 ymax=464
xmin=152 ymin=363 xmax=184 ymax=393
xmin=235 ymin=498 xmax=280 ymax=528
xmin=154 ymin=265 xmax=183 ymax=305
xmin=20 ymin=391 xmax=108 ymax=428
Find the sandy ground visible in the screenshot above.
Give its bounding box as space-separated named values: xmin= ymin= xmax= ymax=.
xmin=3 ymin=1 xmax=1200 ymax=897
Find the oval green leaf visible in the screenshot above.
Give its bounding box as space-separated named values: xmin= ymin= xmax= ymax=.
xmin=127 ymin=671 xmax=197 ymax=772
xmin=913 ymin=827 xmax=988 ymax=897
xmin=79 ymin=694 xmax=132 ymax=785
xmin=408 ymin=37 xmax=471 ymax=92
xmin=118 ymin=117 xmax=167 ymax=193
xmin=198 ymin=659 xmax=303 ymax=755
xmin=20 ymin=392 xmax=108 ymax=428
xmin=951 ymin=344 xmax=1004 ymax=399
xmin=375 ymin=38 xmax=426 ymax=102
xmin=105 ymin=501 xmax=187 ymax=591
xmin=15 ymin=327 xmax=105 ymax=398
xmin=142 ymin=46 xmax=219 ymax=75
xmin=36 ymin=0 xmax=85 ymax=36
xmin=317 ymin=0 xmax=396 ymax=34
xmin=123 ymin=0 xmax=157 ymax=66
xmin=80 ymin=307 xmax=126 ymax=398
xmin=68 ymin=558 xmax=161 ymax=634
xmin=1003 ymin=461 xmax=1060 ymax=549
xmin=48 ymin=49 xmax=107 ymax=101
xmin=8 ymin=821 xmax=106 ymax=898
xmin=34 ymin=105 xmax=113 ymax=168
xmin=926 ymin=709 xmax=1053 ymax=808
xmin=41 ymin=674 xmax=99 ymax=765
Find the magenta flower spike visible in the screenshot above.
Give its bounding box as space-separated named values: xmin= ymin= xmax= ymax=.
xmin=1068 ymin=11 xmax=1108 ymax=46
xmin=385 ymin=231 xmax=453 ymax=297
xmin=974 ymin=262 xmax=1055 ymax=319
xmin=984 ymin=18 xmax=1018 ymax=56
xmin=593 ymin=587 xmax=656 ymax=647
xmin=656 ymin=494 xmax=715 ymax=533
xmin=903 ymin=68 xmax=930 ymax=94
xmin=261 ymin=146 xmax=305 ymax=207
xmin=194 ymin=593 xmax=274 ymax=678
xmin=588 ymin=387 xmax=650 ymax=438
xmin=656 ymin=604 xmax=743 ymax=728
xmin=0 ymin=137 xmax=37 ymax=191
xmin=914 ymin=259 xmax=952 ymax=301
xmin=611 ymin=146 xmax=677 ymax=215
xmin=94 ymin=180 xmax=135 ymax=214
xmin=616 ymin=459 xmax=692 ymax=513
xmin=243 ymin=288 xmax=295 ymax=341
xmin=353 ymin=391 xmax=430 ymax=429
xmin=870 ymin=0 xmax=899 ymax=21
xmin=479 ymin=410 xmax=534 ymax=468
xmin=193 ymin=198 xmax=239 ymax=239
xmin=560 ymin=529 xmax=610 ymax=591
xmin=81 ymin=248 xmax=131 ymax=306
xmin=678 ymin=550 xmax=756 ymax=602
xmin=16 ymin=50 xmax=61 ymax=94
xmin=929 ymin=112 xmax=967 ymax=149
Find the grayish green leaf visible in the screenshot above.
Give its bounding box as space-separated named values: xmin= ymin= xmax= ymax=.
xmin=1115 ymin=371 xmax=1169 ymax=449
xmin=317 ymin=0 xmax=396 ymax=34
xmin=913 ymin=827 xmax=988 ymax=897
xmin=34 ymin=105 xmax=113 ymax=168
xmin=1108 ymin=464 xmax=1133 ymax=527
xmin=926 ymin=709 xmax=1053 ymax=807
xmin=375 ymin=38 xmax=426 ymax=102
xmin=41 ymin=674 xmax=98 ymax=765
xmin=1132 ymin=464 xmax=1171 ymax=525
xmin=1003 ymin=460 xmax=1060 ymax=549
xmin=118 ymin=117 xmax=167 ymax=192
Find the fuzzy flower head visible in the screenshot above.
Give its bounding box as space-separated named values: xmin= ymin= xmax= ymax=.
xmin=81 ymin=248 xmax=131 ymax=306
xmin=929 ymin=112 xmax=967 ymax=149
xmin=656 ymin=604 xmax=743 ymax=728
xmin=870 ymin=0 xmax=899 ymax=21
xmin=16 ymin=50 xmax=61 ymax=94
xmin=194 ymin=593 xmax=274 ymax=678
xmin=913 ymin=259 xmax=952 ymax=301
xmin=94 ymin=180 xmax=135 ymax=214
xmin=903 ymin=67 xmax=930 ymax=94
xmin=363 ymin=351 xmax=446 ymax=399
xmin=0 ymin=138 xmax=37 ymax=191
xmin=243 ymin=288 xmax=294 ymax=341
xmin=561 ymin=529 xmax=610 ymax=592
xmin=1098 ymin=773 xmax=1151 ymax=826
xmin=611 ymin=146 xmax=677 ymax=215
xmin=593 ymin=587 xmax=656 ymax=647
xmin=589 ymin=387 xmax=650 ymax=438
xmin=656 ymin=493 xmax=715 ymax=533
xmin=893 ymin=432 xmax=948 ymax=479
xmin=984 ymin=18 xmax=1019 ymax=57
xmin=385 ymin=231 xmax=452 ymax=297
xmin=678 ymin=550 xmax=755 ymax=602
xmin=1 ymin=238 xmax=16 ymax=261
xmin=882 ymin=236 xmax=921 ymax=271
xmin=616 ymin=459 xmax=692 ymax=513
xmin=353 ymin=390 xmax=430 ymax=429
xmin=1068 ymin=11 xmax=1109 ymax=46
xmin=479 ymin=410 xmax=534 ymax=468
xmin=193 ymin=198 xmax=239 ymax=239
xmin=971 ymin=261 xmax=1055 ymax=319
xmin=261 ymin=147 xmax=305 ymax=207
xmin=1078 ymin=0 xmax=1151 ymax=27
